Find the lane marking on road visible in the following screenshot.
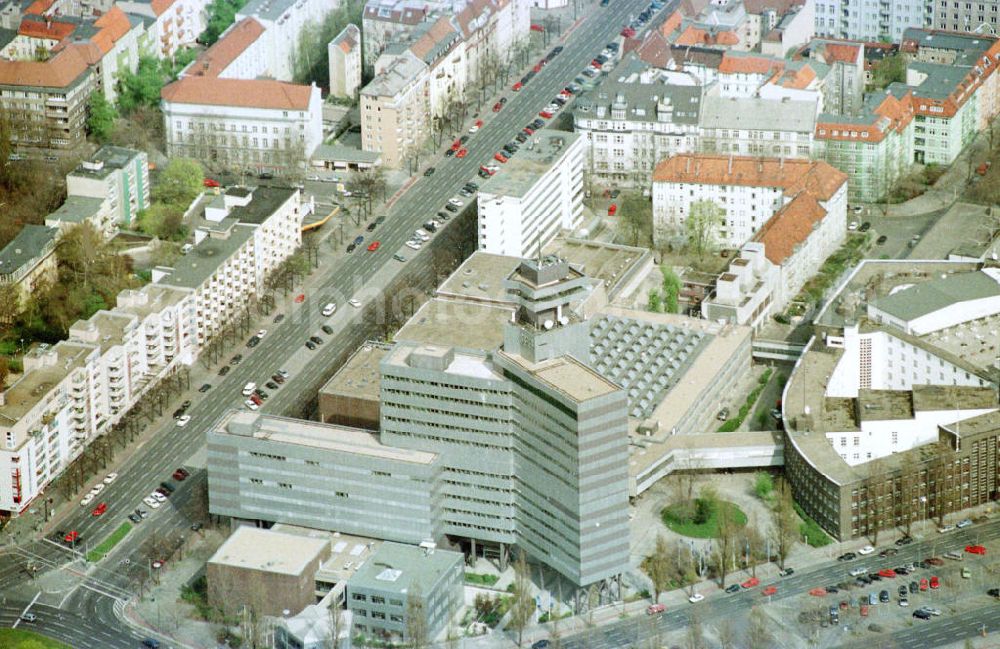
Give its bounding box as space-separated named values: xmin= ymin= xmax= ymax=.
xmin=12 ymin=590 xmax=40 ymax=628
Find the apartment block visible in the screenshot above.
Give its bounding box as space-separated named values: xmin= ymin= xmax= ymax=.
xmin=0 ymin=187 xmax=303 ymax=515
xmin=698 ymin=92 xmax=819 ymax=158
xmin=0 ymin=225 xmax=58 ymax=313
xmin=236 ymin=0 xmax=338 ymax=81
xmin=161 ymin=78 xmax=323 ymax=172
xmin=329 ymin=24 xmax=363 ymax=99
xmin=477 ymin=131 xmax=585 ymax=257
xmin=813 ymin=0 xmax=930 ymax=40
xmin=360 ymin=52 xmax=430 ymax=169
xmin=117 ymin=0 xmax=210 ymax=58
xmin=63 ymin=146 xmax=150 ymax=231
xmin=362 ymin=0 xmax=433 ymax=71
xmin=346 ymin=542 xmax=463 ymax=642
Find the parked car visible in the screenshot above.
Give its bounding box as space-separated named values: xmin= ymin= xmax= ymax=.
xmin=646 ymin=604 xmax=666 ymax=615
xmin=957 ymin=518 xmax=973 ymax=528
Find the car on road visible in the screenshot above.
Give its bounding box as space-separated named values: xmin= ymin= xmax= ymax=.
xmin=456 ymin=148 xmax=468 ymax=158
xmin=218 ymin=365 xmax=230 ymax=376
xmin=322 ymin=302 xmax=336 ymax=317
xmin=778 ymin=568 xmax=794 ymax=577
xmin=741 ymin=577 xmax=760 ymax=589
xmin=103 ymin=472 xmax=118 ymax=484
xmin=724 ymin=584 xmax=740 ymax=594
xmin=762 ymin=586 xmax=777 ymax=596
xmin=349 ymin=298 xmax=362 ymax=308
xmin=90 ymin=483 xmax=105 ymax=495
xmin=81 ymin=493 xmax=95 ymax=506
xmin=938 ymin=524 xmax=955 ymax=533
xmin=957 ymin=518 xmax=973 ymax=528
xmin=368 ymin=241 xmax=381 ymax=252
xmin=247 ymin=335 xmax=261 ymax=348
xmin=512 ymin=82 xmax=523 ymax=91
xmin=879 ymin=548 xmax=898 ymax=557
xmin=142 ymin=638 xmax=161 ymax=648
xmin=838 ymin=552 xmax=857 ymax=561
xmin=876 ymin=235 xmax=888 ymax=245
xmin=92 ymin=502 xmax=108 ymax=516
xmin=531 ymin=641 xmax=550 ymax=649
xmin=688 ymin=593 xmax=705 ymax=603
xmin=646 ymin=604 xmax=666 ymax=615
xmin=878 ymin=568 xmax=896 ymax=578
xmin=199 ymin=383 xmax=212 ymax=393
xmin=913 ymin=609 xmax=930 ymax=620
xmin=849 ymin=567 xmax=868 ymax=577
xmin=895 ymin=536 xmax=914 ymax=546
xmin=493 ymin=99 xmax=507 ymax=112
xmin=966 ymin=545 xmax=987 ymax=555
xmin=128 ymin=513 xmax=142 ymax=524
xmin=424 ymin=167 xmax=436 ymax=176
xmin=176 ymin=415 xmax=191 ymax=427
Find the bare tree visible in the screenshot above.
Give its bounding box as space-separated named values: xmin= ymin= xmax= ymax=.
xmin=325 ymin=605 xmax=343 ymax=649
xmin=713 ymin=499 xmax=742 ymax=588
xmin=745 ymin=516 xmax=766 ymax=578
xmin=716 ymin=619 xmax=736 ymax=649
xmin=747 ymin=606 xmax=772 ymax=649
xmin=643 ymin=534 xmax=672 ymax=604
xmin=684 ymin=608 xmax=706 ymax=649
xmin=774 ymin=480 xmax=798 ymax=570
xmin=509 ymin=551 xmax=535 ymax=647
xmin=406 ymin=584 xmax=429 ymax=649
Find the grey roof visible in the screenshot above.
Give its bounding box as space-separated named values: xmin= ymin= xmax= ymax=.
xmin=588 ymin=314 xmax=711 ymax=419
xmin=361 ymin=51 xmax=426 ymax=98
xmin=225 ymin=185 xmax=297 ymax=225
xmin=870 ymin=269 xmax=1000 ymax=321
xmin=45 ymin=195 xmax=105 ymax=224
xmin=574 ymin=78 xmax=702 ymax=126
xmin=238 ymin=0 xmax=296 ymax=22
xmin=0 ymin=27 xmax=17 ymax=51
xmin=906 ymin=61 xmax=972 ymax=100
xmin=903 ymin=28 xmax=997 ymax=65
xmin=69 ymin=145 xmax=144 ymax=180
xmin=478 ymin=130 xmax=581 ymax=198
xmin=313 ymin=143 xmax=382 ymax=164
xmin=347 ymin=541 xmax=461 ymax=595
xmin=701 ymin=95 xmax=816 ymax=132
xmin=163 ymin=226 xmax=254 ymax=289
xmin=0 ymin=225 xmax=56 ymax=277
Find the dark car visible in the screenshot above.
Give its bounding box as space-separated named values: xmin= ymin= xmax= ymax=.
xmin=896 ymin=536 xmax=914 ymax=546
xmin=172 ymin=408 xmax=186 ymax=419
xmin=838 ymin=552 xmax=857 ymax=561
xmin=310 ymin=336 xmax=324 ymax=345
xmin=129 ymin=513 xmax=142 ymax=523
xmin=346 ymin=243 xmax=357 ymax=253
xmin=424 ymin=167 xmax=436 ymax=176
xmin=988 ymin=588 xmax=1000 ymax=598
xmin=465 ymin=182 xmax=479 ymax=191
xmin=459 ymin=135 xmax=469 ymax=144
xmin=354 ymin=235 xmax=365 ymax=246
xmin=516 ymin=132 xmax=528 ymax=143
xmin=367 ymin=221 xmax=378 ymax=231
xmin=825 ymin=585 xmax=839 ymax=593
xmin=247 ymin=336 xmax=260 ymax=348
xmin=273 ymin=313 xmax=285 ymax=323
xmin=909 ymin=581 xmax=919 ymax=593
xmin=198 ymin=383 xmax=212 ymax=393
xmin=859 ymin=222 xmax=871 ymax=232
xmin=880 ymin=548 xmax=898 ymax=557
xmin=913 ymin=609 xmax=931 ymax=620
xmin=445 ymin=204 xmax=459 ymax=213
xmin=231 ymin=354 xmax=243 ymax=365
xmin=266 ymin=381 xmax=279 ymax=390
xmin=898 ymin=585 xmax=908 ymax=597
xmin=272 ymin=374 xmax=285 ymax=384
xmin=437 ymin=211 xmax=451 ymax=220
xmin=255 ymin=389 xmax=268 ymax=400
xmin=532 ymin=641 xmax=550 ymax=649
xmin=778 ymin=568 xmax=795 ymax=577
xmin=218 ymin=365 xmax=230 ymax=376
xmin=725 ymin=584 xmax=740 ymax=594
xmin=306 ymin=340 xmax=317 ymax=350
xmin=876 ymin=235 xmax=888 ymax=245
xmin=423 ymin=222 xmax=438 ymax=233
xmin=869 ymin=573 xmax=882 ymax=582
xmin=445 ymin=148 xmax=456 ymax=157
xmin=142 ymin=639 xmax=161 ymax=649
xmin=321 ymin=325 xmax=334 ymax=335
xmin=879 ymin=590 xmax=890 ymax=602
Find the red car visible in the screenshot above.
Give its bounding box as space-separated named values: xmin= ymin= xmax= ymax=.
xmin=878 ymin=568 xmax=896 ymax=578
xmin=591 ymin=59 xmax=603 ymax=69
xmin=741 ymin=577 xmax=760 ymax=589
xmin=608 ymin=203 xmax=617 ymax=216
xmin=919 ymin=578 xmax=928 ymax=591
xmin=930 ymin=576 xmax=940 ymax=589
xmin=494 ymin=152 xmax=508 ymax=163
xmin=92 ymin=502 xmax=107 ymax=517
xmin=203 ymin=178 xmax=220 ymax=188
xmin=479 ymin=165 xmax=496 ymax=176
xmin=294 ymin=294 xmax=305 ymax=303
xmin=808 ymin=587 xmax=827 ymax=597
xmin=926 ymin=557 xmax=945 ymax=566
xmin=530 ymin=23 xmax=545 ymax=32
xmin=966 ymin=545 xmax=987 ymax=555
xmin=512 ymin=82 xmax=523 ymax=92
xmin=367 ymin=241 xmax=381 ymax=252
xmin=456 ymin=148 xmax=468 ymax=158
xmin=493 ymin=101 xmax=505 ymax=112
xmin=64 ymin=530 xmax=80 ymax=544
xmin=621 ymin=26 xmax=636 ymax=37
xmin=533 ymin=63 xmax=543 ymax=73
xmin=646 ymin=604 xmax=666 ymax=615
xmin=523 ymin=126 xmax=535 ymax=135
xmin=762 ymin=586 xmax=777 ymax=596
xmin=451 ymin=140 xmax=462 ymax=151
xmin=539 ymin=110 xmax=553 ymax=119
xmin=474 ymin=119 xmax=483 ymax=128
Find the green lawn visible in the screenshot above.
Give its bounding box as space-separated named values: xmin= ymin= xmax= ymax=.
xmin=0 ymin=629 xmax=72 ymax=648
xmin=661 ymin=500 xmax=748 ymax=538
xmin=86 ymin=521 xmax=132 ymax=562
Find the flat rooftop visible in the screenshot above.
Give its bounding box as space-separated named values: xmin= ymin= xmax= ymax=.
xmin=45 ymin=196 xmax=104 ymax=225
xmin=270 ymin=524 xmax=382 ymax=582
xmin=478 ymin=130 xmax=580 ymax=199
xmin=497 ymin=349 xmax=620 ymax=403
xmin=215 ymin=411 xmax=437 ymax=464
xmin=922 ymin=316 xmax=1000 ymax=370
xmin=319 ymin=343 xmax=391 ymax=401
xmin=348 ymin=541 xmax=461 ymax=595
xmin=436 ymin=253 xmax=520 ymax=305
xmin=115 ymin=284 xmax=191 ymax=320
xmin=0 ymin=225 xmax=56 ymax=274
xmin=545 ymin=238 xmax=651 ymax=300
xmin=208 ymin=525 xmax=328 ymax=576
xmin=384 ymin=343 xmax=505 ymax=382
xmin=68 ymin=310 xmax=135 ymax=355
xmin=162 ymin=225 xmax=254 ymax=289
xmin=395 ymin=298 xmax=513 ymax=351
xmin=69 ymin=145 xmax=142 ymax=180
xmin=0 ymin=341 xmax=93 ymax=425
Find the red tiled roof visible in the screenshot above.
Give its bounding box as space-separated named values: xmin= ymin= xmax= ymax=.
xmin=637 ymin=31 xmax=670 ymax=68
xmin=188 ymin=17 xmax=264 ymax=78
xmin=822 ymin=42 xmax=862 ymax=64
xmin=19 ymin=18 xmax=76 ymax=40
xmin=719 ymin=53 xmax=782 ymax=75
xmin=659 ymin=10 xmax=683 ymax=36
xmin=161 ymin=77 xmax=314 ymax=110
xmin=24 ymin=0 xmax=56 ymax=15
xmin=0 ymin=44 xmax=91 ymax=87
xmin=774 ymin=64 xmax=816 ymax=89
xmin=753 ymin=192 xmax=828 ymax=264
xmin=91 ymin=7 xmax=132 ymax=54
xmin=674 ymin=25 xmax=740 ymax=47
xmin=410 ymin=15 xmax=457 ymax=61
xmin=150 ymin=0 xmax=176 ymax=17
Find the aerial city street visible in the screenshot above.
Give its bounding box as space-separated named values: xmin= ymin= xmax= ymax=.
xmin=0 ymin=0 xmax=999 ymax=645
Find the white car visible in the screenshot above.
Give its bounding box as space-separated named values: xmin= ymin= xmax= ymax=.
xmin=144 ymin=497 xmax=161 ymax=509
xmin=957 ymin=518 xmax=973 ymax=528
xmin=90 ymin=483 xmax=105 ymax=495
xmin=322 ymin=302 xmax=337 ymax=317
xmin=103 ymin=472 xmax=118 ymax=485
xmin=688 ymin=593 xmax=704 ymax=603
xmin=242 ymin=382 xmax=256 ymax=397
xmin=414 ymin=229 xmax=430 ymax=241
xmin=448 ymin=198 xmax=463 ymax=207
xmin=176 ymin=415 xmax=192 ymax=427
xmin=80 ymin=493 xmax=95 ymax=506
xmin=306 ymin=174 xmax=320 ymax=181
xmin=858 ymin=545 xmax=875 ymax=555
xmin=469 ymin=125 xmax=480 ymax=134
xmin=278 ymin=369 xmax=289 ymax=378
xmin=406 ymin=241 xmax=422 ymax=251
xmin=349 ymin=299 xmax=362 ymax=308
xmin=257 ymin=329 xmax=267 ymax=338
xmin=938 ymin=524 xmax=955 ymax=533
xmin=849 ymin=567 xmax=868 ymax=577
xmin=152 ymin=491 xmax=167 ymax=502
xmin=244 ymin=399 xmax=259 ymax=411
xmin=848 ymin=221 xmax=859 ymax=231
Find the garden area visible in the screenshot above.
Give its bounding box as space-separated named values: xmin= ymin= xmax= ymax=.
xmin=86 ymin=522 xmax=132 ymax=562
xmin=661 ymin=494 xmax=747 ymax=539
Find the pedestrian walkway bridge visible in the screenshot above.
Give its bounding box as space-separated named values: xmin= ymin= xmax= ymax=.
xmin=629 ymin=430 xmax=784 ymax=497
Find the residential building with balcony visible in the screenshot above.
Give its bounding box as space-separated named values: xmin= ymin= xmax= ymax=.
xmin=0 ymin=225 xmax=58 ymax=314
xmin=235 ymin=0 xmax=338 ymax=81
xmin=362 ymin=0 xmax=434 ymax=73
xmin=697 ymin=91 xmax=819 ymax=158
xmin=329 ymin=24 xmax=362 ymax=99
xmin=814 ymin=0 xmax=931 ymax=41
xmin=476 ymin=131 xmax=585 ymax=257
xmin=117 ymin=0 xmax=209 ymax=58
xmin=572 ymin=57 xmax=702 ymax=188
xmin=161 ymin=77 xmax=323 ymax=172
xmin=360 ymin=51 xmax=430 ymax=169
xmin=63 ymin=146 xmax=150 ymax=232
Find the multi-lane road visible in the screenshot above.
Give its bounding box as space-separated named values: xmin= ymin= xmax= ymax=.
xmin=1 ymin=0 xmax=661 ymax=644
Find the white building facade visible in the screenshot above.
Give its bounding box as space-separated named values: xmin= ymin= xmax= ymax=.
xmin=477 ymin=131 xmax=585 ymax=257
xmin=329 ymin=24 xmax=363 ymax=99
